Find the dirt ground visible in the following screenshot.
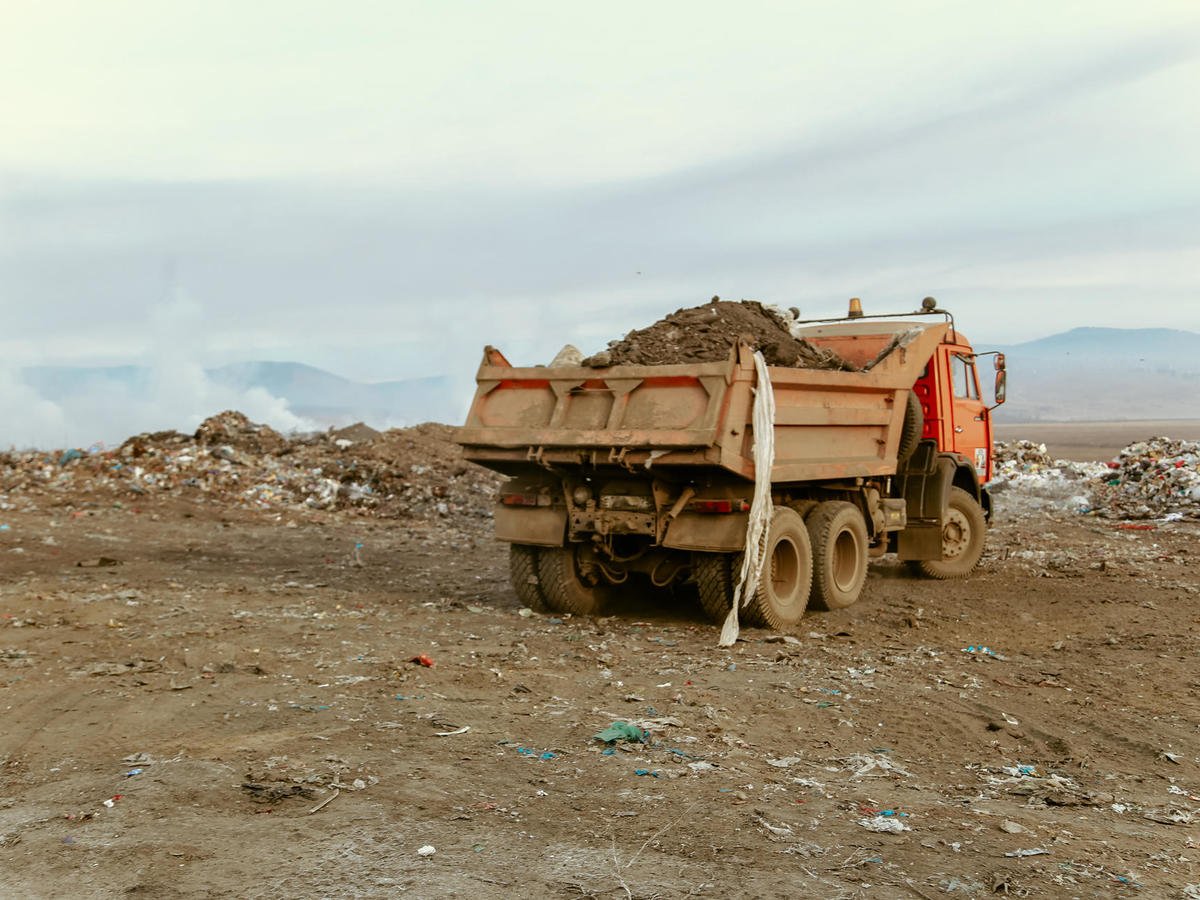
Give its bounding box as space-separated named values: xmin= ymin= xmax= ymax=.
xmin=2 ymin=463 xmax=1199 ymax=898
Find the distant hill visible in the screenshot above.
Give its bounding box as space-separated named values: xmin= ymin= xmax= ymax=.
xmin=991 ymin=327 xmax=1200 ymax=422
xmin=206 ymin=361 xmax=459 ymax=426
xmin=17 ymin=325 xmax=1200 ymax=438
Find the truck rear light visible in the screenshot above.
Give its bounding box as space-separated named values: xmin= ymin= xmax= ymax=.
xmin=500 ymin=493 xmax=548 ymax=507
xmin=687 ymin=499 xmax=750 ymax=514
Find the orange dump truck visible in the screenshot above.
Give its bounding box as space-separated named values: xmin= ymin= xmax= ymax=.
xmin=457 ymin=299 xmax=1007 ymax=630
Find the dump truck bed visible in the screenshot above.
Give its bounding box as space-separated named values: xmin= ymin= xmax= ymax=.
xmin=458 ymin=322 xmax=949 ymax=483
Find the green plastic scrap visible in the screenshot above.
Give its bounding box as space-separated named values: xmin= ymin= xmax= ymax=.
xmin=593 ymin=721 xmax=647 ymax=744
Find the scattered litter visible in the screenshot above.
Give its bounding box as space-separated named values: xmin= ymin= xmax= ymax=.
xmin=102 ymin=795 xmax=123 ymax=808
xmin=756 ymin=816 xmax=793 ymax=837
xmin=1142 ymin=806 xmax=1194 ymax=826
xmin=961 ymin=644 xmax=1004 ymax=659
xmin=633 ymin=769 xmax=659 ymax=778
xmin=417 ymin=845 xmax=436 ymax=857
xmin=1005 ymin=848 xmax=1050 ymax=858
xmin=627 ymin=716 xmax=683 ymax=731
xmin=435 ymin=725 xmax=470 ymax=737
xmin=593 ymin=722 xmax=647 ymax=744
xmin=766 ymin=757 xmax=805 ymax=769
xmin=999 ymin=820 xmax=1027 ymax=834
xmin=688 ymin=761 xmax=717 ymax=773
xmin=513 ymin=747 xmax=556 ymax=760
xmin=1001 ymin=764 xmax=1039 ymax=778
xmin=124 ymin=768 xmax=143 ymax=777
xmin=410 ymin=655 xmax=435 ymax=668
xmin=858 ymin=815 xmax=910 ymax=833
xmin=308 ymin=788 xmax=340 ymax=814
xmin=845 ymin=753 xmax=913 ymax=779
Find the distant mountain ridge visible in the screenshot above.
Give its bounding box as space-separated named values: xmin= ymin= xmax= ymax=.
xmin=992 ymin=326 xmax=1200 ymax=422
xmin=18 ymin=325 xmax=1200 ymax=430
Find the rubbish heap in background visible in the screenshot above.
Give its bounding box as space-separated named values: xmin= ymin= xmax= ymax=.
xmin=991 ymin=437 xmax=1200 ymax=521
xmin=988 ymin=441 xmax=1104 ymax=516
xmin=0 ymin=411 xmax=501 ymax=529
xmin=1090 ymin=437 xmax=1200 ymax=521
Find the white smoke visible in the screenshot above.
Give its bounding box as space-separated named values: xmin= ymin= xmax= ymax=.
xmin=0 ymin=292 xmax=315 ymax=450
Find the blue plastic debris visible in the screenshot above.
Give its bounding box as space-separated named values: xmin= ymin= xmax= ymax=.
xmin=124 ymin=768 xmax=143 ymax=777
xmin=962 ymin=645 xmax=1000 ymax=658
xmin=634 ymin=769 xmax=660 ymax=778
xmin=514 ymin=747 xmax=556 ymax=760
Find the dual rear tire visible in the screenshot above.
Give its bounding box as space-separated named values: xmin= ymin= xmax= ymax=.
xmin=694 ymin=500 xmax=870 ymax=631
xmin=508 ymin=544 xmax=610 ymax=616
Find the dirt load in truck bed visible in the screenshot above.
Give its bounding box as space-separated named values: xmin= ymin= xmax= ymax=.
xmin=586 ymin=298 xmax=853 ymax=369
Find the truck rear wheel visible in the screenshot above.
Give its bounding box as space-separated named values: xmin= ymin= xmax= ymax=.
xmin=509 ymin=544 xmax=548 ymax=612
xmin=915 ymin=487 xmax=986 ymax=579
xmin=807 ymin=501 xmax=869 ymax=610
xmin=692 ymin=552 xmax=764 ymax=626
xmin=745 ymin=506 xmax=812 ymax=631
xmin=537 ymin=546 xmax=610 ymax=616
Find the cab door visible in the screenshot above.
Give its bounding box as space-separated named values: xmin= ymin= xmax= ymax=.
xmin=946 ymin=352 xmax=991 ymax=481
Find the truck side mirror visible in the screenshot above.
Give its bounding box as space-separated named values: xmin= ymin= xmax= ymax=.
xmin=993 ymin=369 xmax=1007 ymax=407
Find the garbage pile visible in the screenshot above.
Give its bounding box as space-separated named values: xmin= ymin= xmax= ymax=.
xmin=1089 ymin=437 xmax=1200 ymax=521
xmin=991 ymin=437 xmax=1200 ymax=521
xmin=0 ymin=411 xmax=501 ymax=527
xmin=584 ymin=299 xmax=853 ymax=369
xmin=988 ymin=440 xmax=1103 ymax=516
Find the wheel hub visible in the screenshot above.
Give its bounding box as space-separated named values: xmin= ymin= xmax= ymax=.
xmin=941 ymin=510 xmax=970 ymax=560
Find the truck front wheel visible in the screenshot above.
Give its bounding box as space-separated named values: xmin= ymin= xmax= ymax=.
xmin=537 ymin=546 xmax=611 ymax=616
xmin=746 ymin=506 xmax=812 ymax=631
xmin=807 ymin=501 xmax=869 ymax=610
xmin=915 ymin=487 xmax=986 ymax=579
xmin=509 ymin=544 xmax=548 ymax=612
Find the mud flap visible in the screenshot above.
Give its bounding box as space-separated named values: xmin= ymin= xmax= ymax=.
xmin=663 ymin=512 xmax=750 ymax=552
xmin=895 ymin=446 xmax=956 ymax=561
xmin=494 ymin=506 xmax=567 ymax=547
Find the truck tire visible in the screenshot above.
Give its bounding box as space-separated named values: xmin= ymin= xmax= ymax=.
xmin=807 ymin=501 xmax=869 ymax=610
xmin=897 ymin=391 xmax=923 ymax=464
xmin=537 ymin=546 xmax=610 ymax=616
xmin=745 ymin=506 xmax=812 ymax=631
xmin=509 ymin=544 xmax=548 ymax=612
xmin=915 ymin=487 xmax=986 ymax=579
xmin=692 ymin=552 xmax=766 ymax=627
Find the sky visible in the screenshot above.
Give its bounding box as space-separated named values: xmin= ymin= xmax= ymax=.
xmin=1 ymin=1 xmax=1198 ymax=443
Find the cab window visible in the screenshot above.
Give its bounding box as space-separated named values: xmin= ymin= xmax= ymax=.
xmin=951 ymin=355 xmax=979 ymax=400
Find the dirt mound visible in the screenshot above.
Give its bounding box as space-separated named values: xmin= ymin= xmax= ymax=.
xmin=588 ymin=299 xmax=851 ymax=369
xmin=194 ymin=410 xmax=287 ymax=454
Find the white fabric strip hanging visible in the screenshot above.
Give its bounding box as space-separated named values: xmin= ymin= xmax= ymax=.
xmin=718 ymin=351 xmax=776 ymax=648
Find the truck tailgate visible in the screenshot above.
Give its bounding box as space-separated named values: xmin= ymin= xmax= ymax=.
xmin=459 ymin=324 xmax=947 ymax=481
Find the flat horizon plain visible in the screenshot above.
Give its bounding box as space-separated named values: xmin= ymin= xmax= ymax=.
xmin=994 ymin=419 xmax=1200 ymax=461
